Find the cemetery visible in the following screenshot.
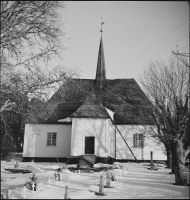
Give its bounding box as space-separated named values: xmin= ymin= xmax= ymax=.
xmin=1 ymin=3 xmax=189 ymax=199
xmin=1 ymin=153 xmax=189 ymax=199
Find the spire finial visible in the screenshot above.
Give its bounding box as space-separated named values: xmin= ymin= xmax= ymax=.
xmin=100 ymin=17 xmax=105 ymax=34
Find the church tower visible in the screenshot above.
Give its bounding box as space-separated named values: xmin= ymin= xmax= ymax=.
xmin=95 ymin=33 xmax=106 ymax=90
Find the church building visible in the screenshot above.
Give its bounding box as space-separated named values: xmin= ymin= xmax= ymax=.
xmin=23 ymin=31 xmax=167 ymax=163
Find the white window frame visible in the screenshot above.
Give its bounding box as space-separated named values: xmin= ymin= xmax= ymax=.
xmin=47 ymin=132 xmax=57 ymax=146
xmin=133 ymin=133 xmax=143 ymax=148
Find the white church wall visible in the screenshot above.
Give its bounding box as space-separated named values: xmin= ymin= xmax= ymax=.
xmin=71 ymin=118 xmax=113 ymax=157
xmin=116 ymin=125 xmax=166 ymax=161
xmin=23 ymin=124 xmax=71 ymax=158
xmin=104 ymin=108 xmax=115 ymax=158
xmin=143 ymin=126 xmax=167 ymax=160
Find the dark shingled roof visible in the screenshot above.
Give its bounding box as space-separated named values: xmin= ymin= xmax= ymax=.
xmin=46 ymin=101 xmax=84 ymax=123
xmin=46 ymin=36 xmax=153 ymax=125
xmin=47 ymin=78 xmax=153 ymax=125
xmin=70 ymin=92 xmax=110 ymax=118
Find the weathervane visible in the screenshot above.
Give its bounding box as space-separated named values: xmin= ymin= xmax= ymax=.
xmin=100 ymin=17 xmax=105 ymax=34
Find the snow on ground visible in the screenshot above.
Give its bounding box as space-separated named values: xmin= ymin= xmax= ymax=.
xmin=1 ymin=155 xmax=189 ymax=199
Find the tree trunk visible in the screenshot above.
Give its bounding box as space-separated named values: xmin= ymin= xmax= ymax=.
xmin=183 ymin=148 xmax=190 ymax=162
xmin=171 ymin=146 xmax=176 ymax=174
xmin=173 ymin=141 xmax=187 ymax=185
xmin=166 ymin=149 xmax=172 ymax=168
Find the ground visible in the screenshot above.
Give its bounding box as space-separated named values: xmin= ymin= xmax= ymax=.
xmin=1 ymin=153 xmax=189 ymax=199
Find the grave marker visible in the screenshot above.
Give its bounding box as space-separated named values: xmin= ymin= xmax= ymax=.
xmin=23 ymin=186 xmax=26 ymax=198
xmin=105 ymin=170 xmax=112 ymax=188
xmin=99 ymin=175 xmax=104 ymax=195
xmin=32 ymin=182 xmax=35 ymax=192
xmin=64 ymin=185 xmax=70 ymax=199
xmin=8 ymin=189 xmax=13 ymax=199
xmin=95 ymin=175 xmax=106 ymax=196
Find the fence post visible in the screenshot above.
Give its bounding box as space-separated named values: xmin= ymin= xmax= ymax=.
xmin=150 ymin=151 xmax=153 ymax=169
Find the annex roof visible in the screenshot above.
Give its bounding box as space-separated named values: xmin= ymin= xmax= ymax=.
xmin=46 ymin=101 xmax=83 ymax=123
xmin=70 ymin=92 xmax=110 ymax=118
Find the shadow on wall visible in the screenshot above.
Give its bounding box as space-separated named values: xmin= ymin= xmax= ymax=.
xmin=116 ymin=143 xmax=134 ymax=160
xmin=91 ymin=120 xmax=108 ymax=156
xmin=109 ymin=123 xmax=115 ymax=158
xmin=72 ymin=119 xmax=108 ymax=157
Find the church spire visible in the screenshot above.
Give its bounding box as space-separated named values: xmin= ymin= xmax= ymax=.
xmin=95 ymin=18 xmax=106 ymax=90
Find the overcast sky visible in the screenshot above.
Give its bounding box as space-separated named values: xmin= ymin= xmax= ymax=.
xmin=58 ymin=1 xmax=189 ymax=82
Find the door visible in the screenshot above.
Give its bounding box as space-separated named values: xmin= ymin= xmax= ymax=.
xmin=85 ymin=136 xmax=95 ymax=154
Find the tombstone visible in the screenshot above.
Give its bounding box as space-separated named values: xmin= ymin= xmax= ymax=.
xmin=25 ymin=173 xmax=37 ymax=191
xmin=7 ymin=189 xmax=13 ymax=199
xmin=64 ymin=185 xmax=70 ymax=199
xmin=54 ymin=171 xmax=61 ymax=181
xmin=95 ymin=175 xmax=106 ymax=196
xmin=58 ymin=173 xmax=61 ymax=181
xmin=25 ymin=181 xmax=36 ymax=191
xmin=23 ymin=186 xmax=26 ymax=198
xmin=105 ymin=170 xmax=113 ymax=188
xmin=99 ymin=175 xmax=104 ymax=195
xmin=14 ymin=160 xmax=18 ymax=168
xmin=54 ymin=171 xmax=58 ymax=179
xmin=32 ymin=182 xmax=35 ymax=192
xmin=110 ymin=171 xmax=115 ymax=181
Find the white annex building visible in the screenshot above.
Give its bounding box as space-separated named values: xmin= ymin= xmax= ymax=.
xmin=23 ymin=32 xmax=167 ymax=163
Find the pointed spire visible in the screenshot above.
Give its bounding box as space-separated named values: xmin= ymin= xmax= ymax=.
xmin=95 ymin=35 xmax=106 ymax=90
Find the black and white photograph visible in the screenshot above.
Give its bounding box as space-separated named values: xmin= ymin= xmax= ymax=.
xmin=1 ymin=1 xmax=189 ymax=199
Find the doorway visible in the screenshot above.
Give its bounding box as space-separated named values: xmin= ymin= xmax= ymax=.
xmin=84 ymin=136 xmax=95 ymax=154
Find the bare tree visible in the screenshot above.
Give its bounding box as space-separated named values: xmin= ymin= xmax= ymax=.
xmin=0 ymin=1 xmax=70 ymax=113
xmin=1 ymin=1 xmax=66 ymax=70
xmin=171 ymin=49 xmax=190 ymax=109
xmin=140 ymin=56 xmax=189 ymax=185
xmin=0 ymin=64 xmax=79 ymax=160
xmin=0 ymin=1 xmax=83 ymax=159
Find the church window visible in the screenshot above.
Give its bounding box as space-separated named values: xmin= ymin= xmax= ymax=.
xmin=47 ymin=132 xmax=57 ymax=146
xmin=133 ymin=134 xmax=143 ymax=147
